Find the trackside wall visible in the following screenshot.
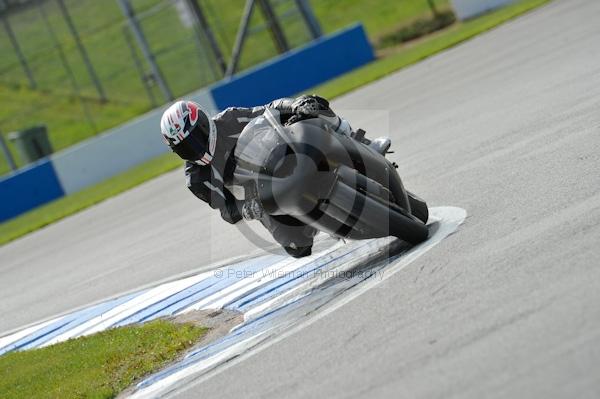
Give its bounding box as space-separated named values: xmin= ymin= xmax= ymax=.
xmin=0 ymin=159 xmax=64 ymax=223
xmin=211 ymin=24 xmax=374 ymax=109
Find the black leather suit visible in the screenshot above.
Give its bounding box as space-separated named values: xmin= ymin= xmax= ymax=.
xmin=185 ymin=96 xmax=336 ymax=257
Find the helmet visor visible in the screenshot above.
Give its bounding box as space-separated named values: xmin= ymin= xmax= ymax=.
xmin=172 ymin=132 xmax=207 ymax=162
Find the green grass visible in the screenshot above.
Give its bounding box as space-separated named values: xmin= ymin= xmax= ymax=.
xmin=0 ymin=151 xmax=181 ymax=246
xmin=312 ymin=0 xmax=449 ymax=38
xmin=0 ymin=0 xmax=551 ymax=247
xmin=0 ymin=319 xmax=206 ymax=399
xmin=376 ymin=10 xmax=456 ymax=49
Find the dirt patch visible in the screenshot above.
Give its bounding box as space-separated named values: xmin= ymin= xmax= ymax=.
xmin=167 ymin=309 xmax=244 ymax=347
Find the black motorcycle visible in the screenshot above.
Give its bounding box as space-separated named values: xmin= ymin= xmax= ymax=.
xmin=228 ymin=109 xmax=429 ymax=244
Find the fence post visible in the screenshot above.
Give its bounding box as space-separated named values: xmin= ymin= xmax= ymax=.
xmin=256 ymin=0 xmax=289 ymax=54
xmin=55 ymin=0 xmax=107 ymax=101
xmin=0 ymin=131 xmax=17 ymax=172
xmin=39 ymin=0 xmax=97 ymax=134
xmin=185 ymin=0 xmax=227 ymax=76
xmin=0 ymin=0 xmax=37 ymax=89
xmin=122 ymin=27 xmax=157 ymax=107
xmin=225 ymin=0 xmax=255 ymax=77
xmin=116 ymin=0 xmax=173 ymax=102
xmin=427 ymin=0 xmax=440 ymax=17
xmin=225 ymin=0 xmax=254 ymax=77
xmin=294 ymin=0 xmax=322 ymax=39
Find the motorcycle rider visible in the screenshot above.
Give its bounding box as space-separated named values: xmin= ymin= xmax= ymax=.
xmin=160 ymin=95 xmax=390 ymax=257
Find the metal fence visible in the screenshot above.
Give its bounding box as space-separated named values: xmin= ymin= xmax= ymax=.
xmin=0 ymin=0 xmax=316 ymax=173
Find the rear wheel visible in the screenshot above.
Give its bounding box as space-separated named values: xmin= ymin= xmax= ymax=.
xmin=324 ymin=181 xmax=429 ymax=244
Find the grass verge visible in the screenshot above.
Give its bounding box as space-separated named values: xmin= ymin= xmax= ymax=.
xmin=314 ymin=0 xmax=551 ymax=99
xmin=0 ymin=319 xmax=206 ymax=399
xmin=376 ymin=9 xmax=456 ymax=49
xmin=0 ymin=152 xmax=181 ymax=246
xmin=0 ymin=0 xmax=551 ymax=247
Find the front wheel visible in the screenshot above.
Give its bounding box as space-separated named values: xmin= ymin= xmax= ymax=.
xmin=407 ymin=191 xmax=429 ymax=224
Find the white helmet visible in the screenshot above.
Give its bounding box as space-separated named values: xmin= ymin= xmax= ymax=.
xmin=160 ymin=100 xmax=216 ymax=165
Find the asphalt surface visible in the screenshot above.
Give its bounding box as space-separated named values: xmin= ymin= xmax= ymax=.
xmin=1 ymin=0 xmax=599 ymax=397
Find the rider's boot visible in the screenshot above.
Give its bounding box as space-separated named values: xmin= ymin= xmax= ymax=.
xmin=369 ymin=137 xmax=391 ymax=155
xmin=322 ymin=115 xmax=392 ymax=156
xmin=351 ymin=127 xmax=391 ymax=156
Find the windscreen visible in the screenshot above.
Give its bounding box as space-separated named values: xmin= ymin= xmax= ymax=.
xmin=235 ymin=113 xmax=286 ymax=171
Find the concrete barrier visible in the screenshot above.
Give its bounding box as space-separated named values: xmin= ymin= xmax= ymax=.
xmin=451 ymin=0 xmax=515 ymax=20
xmin=0 ymin=23 xmax=374 ymax=221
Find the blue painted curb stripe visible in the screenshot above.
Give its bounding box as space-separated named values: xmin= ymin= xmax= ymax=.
xmin=0 ymin=245 xmax=358 ymax=356
xmin=114 ymin=255 xmax=281 ymax=327
xmin=0 ymin=291 xmax=142 ymax=355
xmin=0 ymin=255 xmax=279 ymax=355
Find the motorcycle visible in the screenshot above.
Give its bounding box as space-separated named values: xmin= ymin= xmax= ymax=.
xmin=226 ymin=108 xmax=429 ymax=245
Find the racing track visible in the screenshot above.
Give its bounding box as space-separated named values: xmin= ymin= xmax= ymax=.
xmin=1 ymin=0 xmax=599 ymax=397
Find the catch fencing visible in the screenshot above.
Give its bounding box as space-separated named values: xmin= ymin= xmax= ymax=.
xmin=0 ymin=0 xmax=315 ymax=173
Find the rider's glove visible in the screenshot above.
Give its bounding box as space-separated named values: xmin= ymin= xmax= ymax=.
xmin=242 ymin=199 xmax=264 ymax=221
xmin=291 ymin=95 xmax=323 ymax=117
